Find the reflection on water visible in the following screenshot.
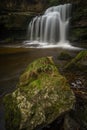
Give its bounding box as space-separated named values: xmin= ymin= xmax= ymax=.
xmin=0 ymin=43 xmax=84 ymax=96
xmin=0 ymin=47 xmax=63 ymax=95
xmin=0 ymin=44 xmax=83 ymax=130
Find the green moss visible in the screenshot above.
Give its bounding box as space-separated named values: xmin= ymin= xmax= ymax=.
xmin=65 ymin=50 xmax=87 ymax=71
xmin=19 ymin=57 xmax=58 ymax=87
xmin=4 ymin=57 xmax=75 ymax=130
xmin=3 ymin=95 xmax=21 ymax=130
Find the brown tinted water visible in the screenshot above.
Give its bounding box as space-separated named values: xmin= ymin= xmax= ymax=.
xmin=0 ymin=46 xmax=80 ymax=96
xmin=0 ymin=46 xmax=82 ymax=130
xmin=0 ymin=47 xmax=60 ymax=96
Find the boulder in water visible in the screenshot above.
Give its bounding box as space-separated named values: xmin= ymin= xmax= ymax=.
xmin=65 ymin=50 xmax=87 ymax=72
xmin=4 ymin=57 xmax=75 ymax=130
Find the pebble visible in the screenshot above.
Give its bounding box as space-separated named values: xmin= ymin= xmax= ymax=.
xmin=71 ymin=79 xmax=84 ymax=89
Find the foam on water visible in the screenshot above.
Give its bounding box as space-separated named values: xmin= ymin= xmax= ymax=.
xmin=24 ymin=40 xmax=82 ymax=50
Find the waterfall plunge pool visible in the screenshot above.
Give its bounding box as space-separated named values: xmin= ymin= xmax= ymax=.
xmin=23 ymin=40 xmax=82 ymax=50
xmin=25 ymin=3 xmax=82 ymax=50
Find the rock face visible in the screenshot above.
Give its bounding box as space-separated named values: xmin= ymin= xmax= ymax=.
xmin=70 ymin=0 xmax=87 ymax=43
xmin=0 ymin=0 xmax=45 ymax=12
xmin=0 ymin=0 xmax=87 ymax=44
xmin=0 ymin=12 xmax=34 ymax=42
xmin=4 ymin=57 xmax=75 ymax=130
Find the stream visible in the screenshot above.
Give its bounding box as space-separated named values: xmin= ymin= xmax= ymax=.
xmin=0 ymin=46 xmax=62 ymax=96
xmin=0 ymin=45 xmax=81 ymax=96
xmin=0 ymin=43 xmax=85 ymax=130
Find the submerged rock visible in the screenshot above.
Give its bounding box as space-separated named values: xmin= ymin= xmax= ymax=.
xmin=4 ymin=57 xmax=75 ymax=130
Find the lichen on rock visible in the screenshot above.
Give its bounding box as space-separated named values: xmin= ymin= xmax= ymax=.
xmin=4 ymin=57 xmax=75 ymax=130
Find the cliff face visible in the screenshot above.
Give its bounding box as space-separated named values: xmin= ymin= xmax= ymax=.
xmin=0 ymin=0 xmax=87 ymax=44
xmin=0 ymin=0 xmax=46 ymax=12
xmin=0 ymin=0 xmax=46 ymax=42
xmin=70 ymin=0 xmax=87 ymax=44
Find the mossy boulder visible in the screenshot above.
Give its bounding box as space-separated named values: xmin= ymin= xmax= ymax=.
xmin=65 ymin=50 xmax=87 ymax=72
xmin=58 ymin=52 xmax=72 ymax=60
xmin=4 ymin=57 xmax=75 ymax=130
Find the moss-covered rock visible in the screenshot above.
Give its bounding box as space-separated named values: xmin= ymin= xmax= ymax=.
xmin=65 ymin=50 xmax=87 ymax=72
xmin=4 ymin=57 xmax=75 ymax=130
xmin=4 ymin=95 xmax=21 ymax=130
xmin=58 ymin=52 xmax=72 ymax=60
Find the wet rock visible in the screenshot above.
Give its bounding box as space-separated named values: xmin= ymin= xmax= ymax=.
xmin=71 ymin=78 xmax=85 ymax=89
xmin=65 ymin=50 xmax=87 ymax=72
xmin=63 ymin=114 xmax=80 ymax=130
xmin=3 ymin=57 xmax=75 ymax=130
xmin=58 ymin=52 xmax=72 ymax=60
xmin=70 ymin=98 xmax=87 ymax=130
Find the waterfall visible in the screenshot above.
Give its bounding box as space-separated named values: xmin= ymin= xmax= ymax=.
xmin=26 ymin=3 xmax=74 ymax=48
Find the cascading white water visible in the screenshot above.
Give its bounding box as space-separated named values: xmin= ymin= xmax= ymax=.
xmin=25 ymin=3 xmax=80 ymax=49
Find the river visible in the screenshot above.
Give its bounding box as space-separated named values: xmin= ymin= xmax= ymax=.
xmin=0 ymin=43 xmax=85 ymax=130
xmin=0 ymin=46 xmax=64 ymax=96
xmin=0 ymin=45 xmax=82 ymax=96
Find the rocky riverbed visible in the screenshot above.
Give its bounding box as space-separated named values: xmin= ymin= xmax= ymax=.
xmin=1 ymin=50 xmax=87 ymax=130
